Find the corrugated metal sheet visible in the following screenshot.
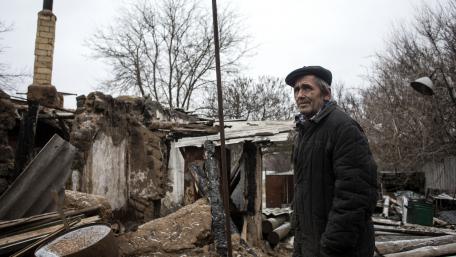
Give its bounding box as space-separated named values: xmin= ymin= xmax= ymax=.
xmin=0 ymin=134 xmax=76 ymax=220
xmin=422 ymin=156 xmax=456 ymax=194
xmin=262 ymin=207 xmax=292 ymax=217
xmin=175 ymin=120 xmax=294 ymax=148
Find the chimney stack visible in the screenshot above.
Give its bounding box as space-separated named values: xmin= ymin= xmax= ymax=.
xmin=27 ymin=0 xmax=62 ymax=108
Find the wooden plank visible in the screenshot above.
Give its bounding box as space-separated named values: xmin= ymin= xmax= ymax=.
xmin=0 ymin=216 xmax=100 ymax=247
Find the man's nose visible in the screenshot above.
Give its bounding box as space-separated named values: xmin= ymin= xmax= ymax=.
xmin=297 ymin=88 xmax=307 ymax=98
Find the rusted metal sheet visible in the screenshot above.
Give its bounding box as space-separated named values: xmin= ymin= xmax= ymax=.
xmin=0 ymin=134 xmax=76 ymax=220
xmin=265 ymin=174 xmax=294 ymax=208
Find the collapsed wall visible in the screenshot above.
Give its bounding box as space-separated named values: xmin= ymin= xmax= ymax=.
xmin=0 ymin=91 xmax=18 ymax=194
xmin=70 ymin=92 xmax=171 ymax=222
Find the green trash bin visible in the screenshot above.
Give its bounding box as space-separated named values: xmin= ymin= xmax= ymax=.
xmin=406 ymin=200 xmax=434 ymax=226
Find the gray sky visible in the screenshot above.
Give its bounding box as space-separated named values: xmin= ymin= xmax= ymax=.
xmin=0 ymin=0 xmax=435 ymax=108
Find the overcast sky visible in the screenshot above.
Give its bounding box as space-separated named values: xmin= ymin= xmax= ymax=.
xmin=0 ymin=0 xmax=436 ymax=108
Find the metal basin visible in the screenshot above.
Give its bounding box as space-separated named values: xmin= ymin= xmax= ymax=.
xmin=35 ymin=224 xmax=118 ymax=257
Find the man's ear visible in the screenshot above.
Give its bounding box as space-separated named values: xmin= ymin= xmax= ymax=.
xmin=324 ymin=88 xmax=332 ymax=101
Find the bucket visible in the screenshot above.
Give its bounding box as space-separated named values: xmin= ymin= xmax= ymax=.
xmin=35 ymin=223 xmax=118 ymax=257
xmin=406 ymin=200 xmax=434 ymax=226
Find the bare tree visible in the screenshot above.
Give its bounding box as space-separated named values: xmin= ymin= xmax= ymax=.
xmin=360 ymin=0 xmax=456 ymax=170
xmin=0 ymin=21 xmax=25 ymax=92
xmin=89 ymin=0 xmax=250 ymax=110
xmin=202 ymin=76 xmax=295 ymax=121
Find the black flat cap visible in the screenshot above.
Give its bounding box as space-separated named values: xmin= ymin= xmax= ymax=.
xmin=285 ymin=65 xmax=332 ymax=86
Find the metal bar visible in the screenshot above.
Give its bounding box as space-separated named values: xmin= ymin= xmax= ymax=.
xmin=211 ymin=1 xmax=232 ymax=257
xmin=42 ymin=0 xmax=53 ymax=11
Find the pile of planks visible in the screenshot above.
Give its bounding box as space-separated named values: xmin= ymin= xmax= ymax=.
xmin=0 ymin=205 xmax=103 ymax=257
xmin=374 ymin=214 xmax=456 ymax=256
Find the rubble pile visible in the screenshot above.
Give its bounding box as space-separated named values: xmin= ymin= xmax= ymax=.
xmin=118 ymin=198 xmax=211 ymax=256
xmin=118 ymin=198 xmax=293 ymax=257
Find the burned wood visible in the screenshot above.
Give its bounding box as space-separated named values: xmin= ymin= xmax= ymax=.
xmin=376 ymin=235 xmax=456 ymax=255
xmin=13 ymin=101 xmax=39 ymax=179
xmin=245 ymin=142 xmax=257 ymax=214
xmin=204 ymin=140 xmax=228 ymax=257
xmin=190 ymin=163 xmax=208 ymax=197
xmin=267 ymin=222 xmax=291 ymax=245
xmin=262 ymin=215 xmax=287 ymax=234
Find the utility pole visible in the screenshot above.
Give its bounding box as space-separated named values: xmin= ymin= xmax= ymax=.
xmin=211 ymin=0 xmax=233 ymax=256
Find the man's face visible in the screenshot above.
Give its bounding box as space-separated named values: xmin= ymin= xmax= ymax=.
xmin=293 ymin=75 xmax=330 ymax=116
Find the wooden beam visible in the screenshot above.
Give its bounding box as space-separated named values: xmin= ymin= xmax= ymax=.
xmin=384 ymin=242 xmax=456 ymax=257
xmin=376 ymin=235 xmax=456 ymax=255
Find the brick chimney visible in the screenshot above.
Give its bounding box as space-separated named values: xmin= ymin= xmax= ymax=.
xmin=27 ymin=0 xmax=63 ymax=108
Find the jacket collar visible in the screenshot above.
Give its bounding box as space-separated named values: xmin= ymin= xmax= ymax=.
xmin=311 ymin=101 xmax=336 ymax=123
xmin=295 ymin=101 xmax=337 ymax=127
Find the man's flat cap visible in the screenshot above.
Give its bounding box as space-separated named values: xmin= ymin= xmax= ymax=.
xmin=285 ymin=65 xmax=332 ymax=86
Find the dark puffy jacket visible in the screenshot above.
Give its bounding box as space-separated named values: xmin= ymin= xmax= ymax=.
xmin=292 ymin=103 xmax=377 ymax=257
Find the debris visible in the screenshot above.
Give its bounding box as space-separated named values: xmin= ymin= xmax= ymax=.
xmin=0 ymin=134 xmax=76 ymax=220
xmin=35 ymin=224 xmax=118 ymax=257
xmin=0 ymin=216 xmax=100 ymax=256
xmin=63 ymin=190 xmax=112 ymax=222
xmin=375 ymin=235 xmax=456 ymax=255
xmin=117 ymin=198 xmax=211 ymax=256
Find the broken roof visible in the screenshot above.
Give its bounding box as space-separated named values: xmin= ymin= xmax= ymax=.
xmin=174 ymin=120 xmax=295 ymax=148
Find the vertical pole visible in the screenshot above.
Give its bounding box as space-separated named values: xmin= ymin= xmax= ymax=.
xmin=211 ymin=1 xmax=233 ymax=257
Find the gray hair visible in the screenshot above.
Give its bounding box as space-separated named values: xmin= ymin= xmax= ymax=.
xmin=313 ymin=76 xmax=331 ymax=97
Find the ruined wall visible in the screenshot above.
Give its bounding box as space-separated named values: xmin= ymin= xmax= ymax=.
xmin=71 ymin=92 xmax=170 ymax=221
xmin=0 ymin=91 xmax=18 ymax=194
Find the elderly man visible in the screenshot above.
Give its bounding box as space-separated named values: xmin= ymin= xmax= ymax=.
xmin=286 ymin=66 xmax=377 ymax=257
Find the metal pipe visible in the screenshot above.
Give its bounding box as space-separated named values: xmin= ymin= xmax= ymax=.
xmin=43 ymin=0 xmax=53 ymax=11
xmin=211 ymin=1 xmax=232 ymax=257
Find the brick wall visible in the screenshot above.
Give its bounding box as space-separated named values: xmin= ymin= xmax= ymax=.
xmin=32 ymin=10 xmax=56 ymax=86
